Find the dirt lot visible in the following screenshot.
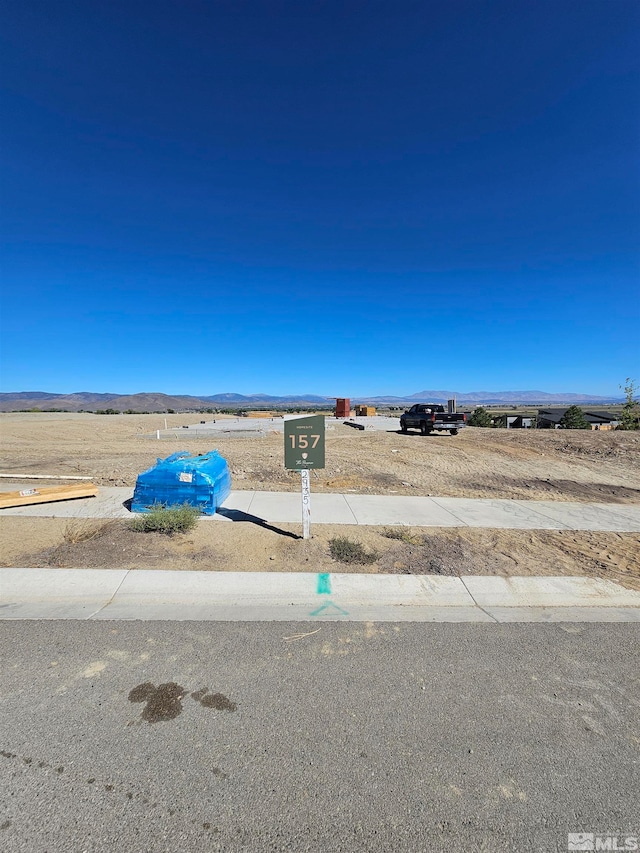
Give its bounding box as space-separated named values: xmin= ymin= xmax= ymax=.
xmin=1 ymin=412 xmax=639 ymax=588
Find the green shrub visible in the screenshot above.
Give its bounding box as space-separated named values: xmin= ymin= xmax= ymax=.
xmin=559 ymin=406 xmax=591 ymax=430
xmin=129 ymin=503 xmax=200 ymax=536
xmin=328 ymin=536 xmax=378 ymax=565
xmin=467 ymin=406 xmax=493 ymax=427
xmin=619 ymin=378 xmax=640 ymax=430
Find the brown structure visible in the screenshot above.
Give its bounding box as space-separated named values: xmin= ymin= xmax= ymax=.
xmin=334 ymin=398 xmax=351 ymax=418
xmin=354 ymin=405 xmax=376 ymax=416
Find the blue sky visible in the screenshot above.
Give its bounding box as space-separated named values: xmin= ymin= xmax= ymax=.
xmin=1 ymin=0 xmax=638 ymax=397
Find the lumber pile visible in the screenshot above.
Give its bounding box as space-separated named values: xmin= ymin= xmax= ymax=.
xmin=0 ymin=483 xmax=98 ymax=509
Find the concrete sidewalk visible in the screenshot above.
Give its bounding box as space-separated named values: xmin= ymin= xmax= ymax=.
xmin=1 ymin=568 xmax=639 ymax=622
xmin=1 ymin=486 xmax=639 ymax=531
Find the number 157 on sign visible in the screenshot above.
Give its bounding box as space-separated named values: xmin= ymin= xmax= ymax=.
xmin=288 ymin=434 xmax=321 ymax=449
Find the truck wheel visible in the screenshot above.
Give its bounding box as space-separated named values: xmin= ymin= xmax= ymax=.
xmin=400 ymin=421 xmax=408 ymax=433
xmin=451 ymin=429 xmax=458 ymax=436
xmin=420 ymin=421 xmax=429 ymax=436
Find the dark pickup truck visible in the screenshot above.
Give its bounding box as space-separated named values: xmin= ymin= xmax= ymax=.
xmin=400 ymin=404 xmax=466 ymax=436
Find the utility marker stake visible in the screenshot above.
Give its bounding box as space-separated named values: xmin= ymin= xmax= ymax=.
xmin=301 ymin=469 xmax=311 ymax=539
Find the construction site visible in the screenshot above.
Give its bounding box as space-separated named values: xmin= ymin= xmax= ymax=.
xmin=0 ymin=411 xmax=638 ymax=590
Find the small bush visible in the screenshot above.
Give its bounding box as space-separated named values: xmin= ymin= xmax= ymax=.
xmin=63 ymin=519 xmax=116 ymax=544
xmin=328 ymin=536 xmax=378 ymax=565
xmin=129 ymin=503 xmax=200 ymax=536
xmin=381 ymin=526 xmax=424 ymax=545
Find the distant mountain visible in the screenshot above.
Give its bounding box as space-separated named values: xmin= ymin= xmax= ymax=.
xmin=0 ymin=391 xmax=209 ymax=412
xmin=0 ymin=391 xmax=62 ymax=401
xmin=0 ymin=389 xmax=622 ymax=413
xmin=0 ymin=390 xmax=335 ymax=412
xmin=379 ymin=390 xmax=622 ymax=406
xmin=201 ymin=393 xmax=329 ymax=404
xmin=0 ymin=391 xmax=116 ymax=404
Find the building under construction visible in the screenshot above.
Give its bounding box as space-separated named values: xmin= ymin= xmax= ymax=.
xmin=334 ymin=398 xmax=351 ymax=418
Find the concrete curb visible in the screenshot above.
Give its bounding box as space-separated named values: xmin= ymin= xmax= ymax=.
xmin=1 ymin=569 xmax=639 ymax=622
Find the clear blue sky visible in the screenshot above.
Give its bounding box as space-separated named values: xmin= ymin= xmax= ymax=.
xmin=1 ymin=0 xmax=638 ymax=397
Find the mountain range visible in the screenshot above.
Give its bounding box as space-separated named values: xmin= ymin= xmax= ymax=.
xmin=0 ymin=390 xmax=623 ymax=412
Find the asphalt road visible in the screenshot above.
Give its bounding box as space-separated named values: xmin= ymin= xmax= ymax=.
xmin=1 ymin=621 xmax=639 ymax=853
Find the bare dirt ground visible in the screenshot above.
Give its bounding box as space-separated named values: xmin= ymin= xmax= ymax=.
xmin=1 ymin=412 xmax=639 ymax=588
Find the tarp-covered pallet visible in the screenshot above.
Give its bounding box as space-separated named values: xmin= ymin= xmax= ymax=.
xmin=131 ymin=451 xmax=231 ymax=515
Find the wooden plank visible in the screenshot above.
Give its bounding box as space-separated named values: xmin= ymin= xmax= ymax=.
xmin=0 ymin=483 xmax=99 ymax=509
xmin=0 ymin=474 xmax=93 ymax=480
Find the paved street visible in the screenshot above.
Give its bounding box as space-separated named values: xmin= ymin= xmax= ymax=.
xmin=1 ymin=620 xmax=639 ymax=852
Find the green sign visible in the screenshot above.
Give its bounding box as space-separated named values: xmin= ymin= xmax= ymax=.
xmin=284 ymin=415 xmax=325 ymax=470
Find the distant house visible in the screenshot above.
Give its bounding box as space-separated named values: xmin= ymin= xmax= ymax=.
xmin=536 ymin=409 xmax=619 ymax=430
xmin=506 ymin=415 xmax=534 ymax=429
xmin=484 ymin=413 xmax=534 ymax=429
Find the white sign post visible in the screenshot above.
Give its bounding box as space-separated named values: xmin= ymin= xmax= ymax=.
xmin=301 ymin=469 xmax=311 ymax=540
xmin=284 ymin=415 xmax=325 ymax=540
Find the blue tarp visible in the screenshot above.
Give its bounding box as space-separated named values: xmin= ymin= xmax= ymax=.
xmin=131 ymin=450 xmax=232 ymax=515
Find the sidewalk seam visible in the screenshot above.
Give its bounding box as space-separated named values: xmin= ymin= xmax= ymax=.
xmin=338 ymin=493 xmax=360 ymax=525
xmin=459 ymin=577 xmax=499 ymax=623
xmin=429 ymin=498 xmax=471 ymax=527
xmin=86 ymin=570 xmax=130 ymax=620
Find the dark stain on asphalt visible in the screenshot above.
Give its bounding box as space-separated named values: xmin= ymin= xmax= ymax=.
xmin=191 ymin=688 xmax=237 ymax=711
xmin=1 ymin=820 xmax=11 ymax=830
xmin=201 ymin=693 xmax=237 ymax=711
xmin=2 ymin=751 xmax=151 ymax=808
xmin=128 ymin=682 xmax=187 ymax=723
xmin=3 ymin=751 xmax=43 ymax=766
xmin=191 ymin=688 xmax=208 ymax=702
xmin=211 ymin=767 xmax=229 ymax=779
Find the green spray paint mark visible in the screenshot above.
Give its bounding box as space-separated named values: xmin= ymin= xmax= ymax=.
xmin=311 ymin=573 xmax=348 ymax=616
xmin=317 ymin=573 xmax=331 ymax=595
xmin=310 ymin=602 xmax=349 ymax=617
